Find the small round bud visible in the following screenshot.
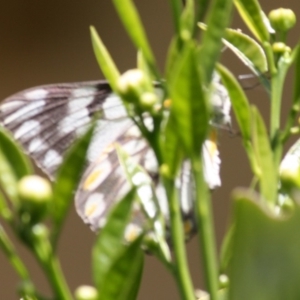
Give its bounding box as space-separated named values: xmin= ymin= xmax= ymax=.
xmin=140 ymin=92 xmax=159 ymax=112
xmin=18 ymin=280 xmax=35 ymax=298
xmin=117 ymin=69 xmax=151 ymax=103
xmin=159 ymin=164 xmax=171 ymax=179
xmin=279 ymin=195 xmax=295 ymax=214
xmin=272 ymin=42 xmax=287 ymax=54
xmin=74 ymin=285 xmax=98 ymax=300
xmin=268 ymin=8 xmax=296 ymax=32
xmin=32 ymin=224 xmax=49 ymax=240
xmin=280 ymin=163 xmax=300 ymax=193
xmin=219 ymin=274 xmax=229 ymax=288
xmin=17 ymin=175 xmax=52 ymax=224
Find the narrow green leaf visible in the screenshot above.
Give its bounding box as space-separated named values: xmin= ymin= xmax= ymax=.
xmin=169 ymin=0 xmax=182 ymax=35
xmin=234 ymin=0 xmax=269 ymax=42
xmin=199 ymin=0 xmax=233 ymax=84
xmin=0 ymin=128 xmax=33 ymax=178
xmin=180 ymin=0 xmax=195 ymax=41
xmin=93 ymin=188 xmax=136 ymax=290
xmin=98 ymin=236 xmax=144 ymax=300
xmin=51 ymin=125 xmax=95 ymax=245
xmin=196 ymin=0 xmax=210 ymax=22
xmin=116 ymin=144 xmax=170 ymax=262
xmin=169 ymin=41 xmax=209 ymax=157
xmin=223 ymin=28 xmax=267 ymax=73
xmin=229 ymin=189 xmax=300 ymax=300
xmin=165 ymin=36 xmax=181 ymax=82
xmin=219 ymin=224 xmax=234 ymax=274
xmin=251 ymin=107 xmax=277 ymax=203
xmin=90 ymin=26 xmax=120 ymax=91
xmin=282 ymin=45 xmax=300 ymax=141
xmin=137 ymin=51 xmax=152 ymax=80
xmin=291 ymin=45 xmax=300 ymax=111
xmin=162 ymin=115 xmax=184 ymax=177
xmin=0 ymin=128 xmax=32 ymax=202
xmin=111 ymin=0 xmax=158 ymax=78
xmin=199 ymin=23 xmax=270 ymax=90
xmin=216 ymin=63 xmax=251 ymax=142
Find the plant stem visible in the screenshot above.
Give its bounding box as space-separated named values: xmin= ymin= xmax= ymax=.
xmin=163 ymin=177 xmax=195 ymax=300
xmin=31 ymin=230 xmax=73 ymax=300
xmin=44 ymin=255 xmax=73 ymax=300
xmin=192 ymin=157 xmax=218 ymax=300
xmin=0 ymin=225 xmax=30 ymax=280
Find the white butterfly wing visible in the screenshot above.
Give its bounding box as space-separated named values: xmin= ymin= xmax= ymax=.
xmin=0 ymin=81 xmax=132 ymax=178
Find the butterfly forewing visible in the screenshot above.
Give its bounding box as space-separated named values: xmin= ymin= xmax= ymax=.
xmin=0 ymin=81 xmax=131 ymax=178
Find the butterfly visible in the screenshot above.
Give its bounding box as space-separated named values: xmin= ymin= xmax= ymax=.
xmin=0 ymin=76 xmax=230 ymax=242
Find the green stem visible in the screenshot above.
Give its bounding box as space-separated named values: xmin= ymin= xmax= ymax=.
xmin=163 ymin=177 xmax=195 ymax=300
xmin=192 ymin=156 xmax=218 ymax=300
xmin=30 ymin=228 xmax=73 ymax=300
xmin=270 ymin=55 xmax=292 ymax=146
xmin=0 ymin=225 xmax=31 ymax=280
xmin=43 ymin=255 xmax=73 ymax=300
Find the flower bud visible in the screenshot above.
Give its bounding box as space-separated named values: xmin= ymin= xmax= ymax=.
xmin=17 ymin=175 xmax=52 ymax=224
xmin=140 ymin=92 xmax=159 ymax=112
xmin=18 ymin=280 xmax=35 ymax=299
xmin=280 ymin=163 xmax=300 ymax=193
xmin=268 ymin=8 xmax=296 ymax=32
xmin=159 ymin=164 xmax=171 ymax=179
xmin=32 ymin=223 xmax=49 ymax=240
xmin=272 ymin=42 xmax=291 ymax=54
xmin=219 ymin=274 xmax=229 ymax=288
xmin=117 ymin=69 xmax=151 ymax=103
xmin=74 ymin=285 xmax=98 ymax=300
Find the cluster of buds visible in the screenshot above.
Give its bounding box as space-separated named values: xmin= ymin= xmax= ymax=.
xmin=117 ymin=69 xmax=160 ymax=114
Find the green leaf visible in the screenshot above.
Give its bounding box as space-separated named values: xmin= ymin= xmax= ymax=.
xmin=229 ymin=189 xmax=300 ymax=300
xmin=161 ymin=115 xmax=184 ymax=177
xmin=93 ymin=189 xmax=136 ymax=290
xmin=199 ymin=23 xmax=270 ymax=91
xmin=282 ymin=45 xmax=300 ymax=141
xmin=216 ymin=64 xmax=251 ymax=142
xmin=291 ymin=45 xmax=300 ymax=107
xmin=98 ymin=235 xmax=144 ymax=300
xmin=165 ymin=36 xmax=181 ymax=82
xmin=223 ymin=28 xmax=267 ymax=73
xmin=234 ymin=0 xmax=269 ymax=42
xmin=115 ymin=144 xmax=170 ymax=262
xmin=196 ymin=0 xmax=210 ymax=22
xmin=251 ymin=106 xmax=277 ymax=203
xmin=51 ymin=125 xmax=95 ymax=246
xmin=111 ymin=0 xmax=158 ymax=78
xmin=179 ymin=0 xmax=195 ymax=41
xmin=169 ymin=0 xmax=182 ymax=35
xmin=199 ymin=0 xmax=233 ymax=84
xmin=90 ymin=26 xmax=120 ymax=91
xmin=169 ymin=41 xmax=209 ymax=157
xmin=0 ymin=128 xmax=32 ymax=202
xmin=219 ymin=224 xmax=234 ymax=274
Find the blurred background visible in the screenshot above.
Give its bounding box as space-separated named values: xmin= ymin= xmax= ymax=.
xmin=0 ymin=0 xmax=299 ymax=299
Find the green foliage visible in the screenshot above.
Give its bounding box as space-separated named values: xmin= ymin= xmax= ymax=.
xmin=229 ymin=189 xmax=300 ymax=300
xmin=93 ymin=189 xmax=138 ymax=290
xmin=51 ymin=124 xmax=96 ymax=247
